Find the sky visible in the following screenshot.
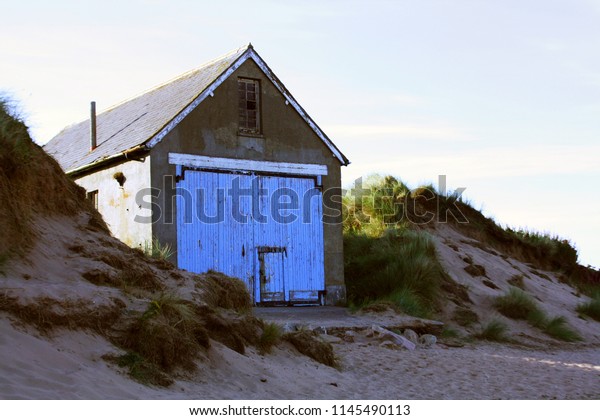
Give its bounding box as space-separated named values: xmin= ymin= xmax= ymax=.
xmin=1 ymin=0 xmax=599 ymax=267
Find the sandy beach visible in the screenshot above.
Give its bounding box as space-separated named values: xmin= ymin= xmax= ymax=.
xmin=1 ymin=313 xmax=599 ymax=400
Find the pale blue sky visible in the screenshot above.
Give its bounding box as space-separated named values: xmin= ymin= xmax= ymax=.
xmin=2 ymin=0 xmax=599 ymax=267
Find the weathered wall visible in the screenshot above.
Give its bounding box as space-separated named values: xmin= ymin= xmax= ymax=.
xmin=150 ymin=58 xmax=346 ymax=304
xmin=75 ymin=158 xmax=153 ymax=249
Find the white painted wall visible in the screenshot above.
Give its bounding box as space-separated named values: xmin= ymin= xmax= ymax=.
xmin=75 ymin=157 xmax=153 ymax=249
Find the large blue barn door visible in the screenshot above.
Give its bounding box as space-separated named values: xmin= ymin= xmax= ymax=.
xmin=176 ymin=168 xmax=324 ymax=305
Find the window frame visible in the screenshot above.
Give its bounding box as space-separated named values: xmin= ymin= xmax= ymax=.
xmin=86 ymin=190 xmax=98 ymax=210
xmin=238 ymin=77 xmax=262 ymax=136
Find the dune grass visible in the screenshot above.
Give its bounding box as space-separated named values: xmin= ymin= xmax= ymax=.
xmin=344 ymin=228 xmax=444 ymax=318
xmin=494 ymin=288 xmax=581 ymax=342
xmin=257 ymin=322 xmax=283 ymax=355
xmin=143 ymin=237 xmax=174 ymax=261
xmin=494 ymin=288 xmax=539 ymax=320
xmin=543 ymin=316 xmax=582 ymax=342
xmin=119 ymin=294 xmax=209 ymax=375
xmin=0 ymin=97 xmax=107 ymax=262
xmin=475 ymin=319 xmax=509 ymax=342
xmin=576 ymin=294 xmax=600 ymax=322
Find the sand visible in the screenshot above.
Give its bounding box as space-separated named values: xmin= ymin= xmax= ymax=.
xmin=1 ymin=215 xmax=599 ymax=400
xmin=1 ymin=313 xmax=599 ymax=400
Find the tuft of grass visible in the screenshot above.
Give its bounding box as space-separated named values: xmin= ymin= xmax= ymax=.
xmin=200 ymin=270 xmax=252 ymax=311
xmin=543 ymin=316 xmax=582 ymax=342
xmin=475 ymin=319 xmax=509 ymax=342
xmin=257 ymin=322 xmax=283 ymax=354
xmin=119 ymin=294 xmax=209 ymax=373
xmin=494 ymin=288 xmax=581 ymax=342
xmin=494 ymin=288 xmax=539 ymax=320
xmin=143 ymin=237 xmax=174 ymax=261
xmin=576 ymin=294 xmax=600 ymax=322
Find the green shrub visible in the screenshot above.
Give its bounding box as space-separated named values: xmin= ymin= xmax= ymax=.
xmin=494 ymin=288 xmax=581 ymax=342
xmin=258 ymin=322 xmax=282 ymax=354
xmin=543 ymin=316 xmax=582 ymax=342
xmin=344 ymin=229 xmax=443 ymax=317
xmin=576 ymin=295 xmax=600 ymax=322
xmin=476 ymin=320 xmax=509 ymax=342
xmin=494 ymin=288 xmax=539 ymax=320
xmin=143 ymin=237 xmax=174 ymax=261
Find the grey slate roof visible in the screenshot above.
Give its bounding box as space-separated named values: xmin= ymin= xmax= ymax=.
xmin=44 ymin=46 xmax=248 ymax=173
xmin=44 ymin=44 xmax=349 ymax=173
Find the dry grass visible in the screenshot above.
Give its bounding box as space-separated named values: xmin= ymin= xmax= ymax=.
xmin=118 ymin=294 xmax=209 ymax=372
xmin=196 ymin=306 xmax=262 ymax=354
xmin=0 ymin=99 xmax=107 ymax=261
xmin=0 ymin=293 xmax=124 ymax=334
xmin=284 ymin=330 xmax=337 ymax=367
xmin=199 ymin=270 xmax=252 ymax=311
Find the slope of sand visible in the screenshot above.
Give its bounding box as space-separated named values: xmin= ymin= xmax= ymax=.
xmin=432 ymin=224 xmax=600 ymax=344
xmin=1 ymin=314 xmax=599 ymax=399
xmin=1 ymin=215 xmax=600 ymax=400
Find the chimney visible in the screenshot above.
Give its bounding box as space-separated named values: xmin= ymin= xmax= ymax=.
xmin=90 ymin=101 xmax=97 ymax=151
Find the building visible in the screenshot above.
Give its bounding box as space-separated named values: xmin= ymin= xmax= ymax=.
xmin=44 ymin=44 xmax=349 ymax=305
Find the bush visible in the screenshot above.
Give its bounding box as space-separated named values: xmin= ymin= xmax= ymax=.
xmin=344 ymin=229 xmax=443 ymax=317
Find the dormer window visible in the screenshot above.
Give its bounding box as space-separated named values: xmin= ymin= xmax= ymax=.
xmin=238 ymin=78 xmax=261 ymax=135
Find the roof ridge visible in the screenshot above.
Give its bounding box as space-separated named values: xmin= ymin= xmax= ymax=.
xmin=100 ymin=43 xmax=251 ymax=114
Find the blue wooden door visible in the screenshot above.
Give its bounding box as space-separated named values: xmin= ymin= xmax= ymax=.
xmin=176 ymin=168 xmax=324 ymax=304
xmin=258 ymin=249 xmax=286 ymax=302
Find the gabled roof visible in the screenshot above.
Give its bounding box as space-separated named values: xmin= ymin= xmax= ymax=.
xmin=44 ymin=44 xmax=349 ymax=174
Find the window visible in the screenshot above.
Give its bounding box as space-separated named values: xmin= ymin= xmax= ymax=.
xmin=87 ymin=190 xmax=98 ymax=210
xmin=238 ymin=78 xmax=260 ymax=135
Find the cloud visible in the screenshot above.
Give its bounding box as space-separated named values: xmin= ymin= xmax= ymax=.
xmin=341 ymin=144 xmax=600 ymax=184
xmin=328 ymin=123 xmax=471 ymax=141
